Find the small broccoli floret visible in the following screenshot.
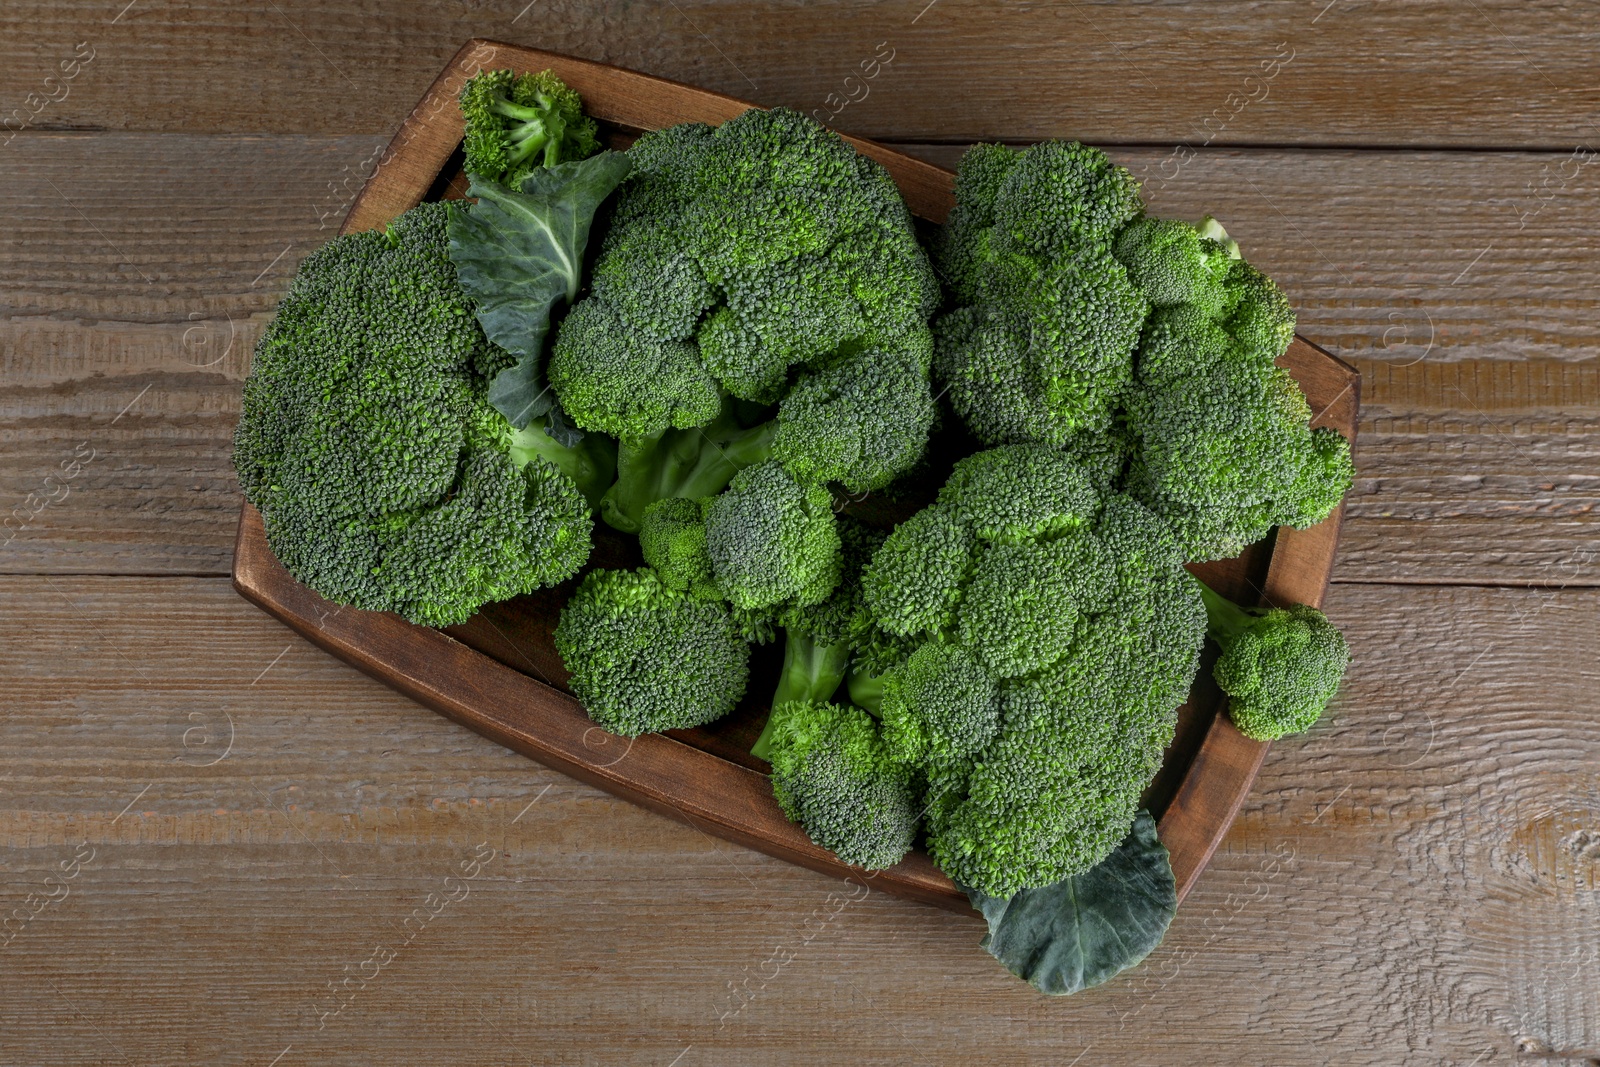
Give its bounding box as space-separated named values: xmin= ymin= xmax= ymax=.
xmin=859 ymin=504 xmax=975 ymax=638
xmin=878 ymin=641 xmax=1001 ymax=763
xmin=771 ymin=337 xmax=937 ymax=494
xmin=936 ymin=443 xmax=1099 ymax=544
xmin=638 ymin=496 xmax=717 ymax=598
xmin=933 ymin=140 xmax=1149 ymax=449
xmin=1194 ymin=578 xmax=1350 ymax=741
xmin=1113 ymin=215 xmax=1237 ymax=314
xmin=233 ymin=201 xmax=595 ymax=627
xmin=506 ymin=416 xmax=617 ymax=511
xmin=459 ymin=68 xmax=600 ymax=188
xmin=764 ymin=700 xmax=919 ymax=870
xmin=553 ymin=567 xmax=750 ymax=736
xmin=704 ymin=461 xmax=841 ymax=611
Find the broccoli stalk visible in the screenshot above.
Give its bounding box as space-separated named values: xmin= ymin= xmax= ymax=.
xmin=750 ymin=516 xmax=883 ymax=761
xmin=1192 ymin=576 xmax=1350 ymax=741
xmin=599 ymin=398 xmax=776 ymax=532
xmin=751 ymin=634 xmax=851 ymax=761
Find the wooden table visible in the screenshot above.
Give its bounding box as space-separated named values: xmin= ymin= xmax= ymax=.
xmin=2 ymin=4 xmax=1596 ymax=1064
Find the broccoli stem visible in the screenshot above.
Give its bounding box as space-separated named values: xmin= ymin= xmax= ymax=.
xmin=846 ymin=669 xmax=886 ymax=717
xmin=508 ymin=419 xmax=618 ymax=512
xmin=751 ymin=630 xmax=852 ymax=761
xmin=1192 ymin=574 xmax=1261 ymax=645
xmin=599 ymin=407 xmax=776 ymax=533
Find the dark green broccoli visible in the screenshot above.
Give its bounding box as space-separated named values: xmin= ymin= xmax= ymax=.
xmin=876 ymin=640 xmax=1001 ymax=764
xmin=638 ymin=496 xmax=717 ymax=599
xmin=233 ymin=201 xmax=594 ymax=627
xmin=459 ymin=68 xmax=600 ymax=188
xmin=550 ymin=107 xmax=942 ymax=529
xmin=1111 ymin=215 xmax=1353 ymax=561
xmin=763 ymin=700 xmax=919 ymax=871
xmin=749 ymin=518 xmax=885 ymax=760
xmin=553 ymin=567 xmax=750 ymax=736
xmin=703 ymin=461 xmax=841 ymax=611
xmin=932 ymin=141 xmax=1149 ymax=449
xmin=852 ymin=445 xmax=1207 ymax=898
xmin=1194 ymin=578 xmax=1350 ymax=741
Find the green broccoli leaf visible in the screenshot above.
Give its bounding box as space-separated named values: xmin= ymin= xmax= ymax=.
xmin=962 ymin=810 xmax=1175 ymax=995
xmin=447 ymin=150 xmax=631 ymax=428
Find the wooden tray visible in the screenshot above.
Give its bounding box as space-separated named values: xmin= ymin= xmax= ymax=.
xmin=231 ymin=38 xmax=1360 ymax=915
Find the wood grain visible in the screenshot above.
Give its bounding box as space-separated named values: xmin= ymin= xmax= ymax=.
xmin=3 ymin=136 xmax=1595 ymax=583
xmin=3 ymin=1 xmax=1598 ymax=150
xmin=2 ymin=575 xmax=1593 ymax=1064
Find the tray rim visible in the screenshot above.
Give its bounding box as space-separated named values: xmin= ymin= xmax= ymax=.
xmin=231 ymin=37 xmax=1361 ymax=915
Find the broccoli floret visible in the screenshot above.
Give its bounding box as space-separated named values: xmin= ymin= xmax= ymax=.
xmin=638 ymin=496 xmax=717 ymax=599
xmin=553 ymin=567 xmax=750 ymax=736
xmin=851 ymin=446 xmax=1207 ymax=898
xmin=750 ymin=518 xmax=885 ymax=760
xmin=1113 ymin=215 xmax=1237 ymax=314
xmin=233 ymin=201 xmax=594 ymax=627
xmin=704 ymin=461 xmax=841 ymax=611
xmin=936 ymin=442 xmax=1099 ymax=543
xmin=548 ymin=297 xmax=722 ymax=440
xmin=459 ymin=68 xmax=600 ymax=188
xmin=859 ymin=504 xmax=975 ymax=638
xmin=877 ymin=640 xmax=1001 ymax=763
xmin=932 ymin=141 xmax=1148 ymax=449
xmin=771 ymin=339 xmax=937 ymax=494
xmin=763 ymin=700 xmax=919 ymax=870
xmin=1112 ymin=216 xmax=1353 ymax=560
xmin=551 ymin=107 xmax=942 ymax=528
xmin=1194 ymin=578 xmax=1350 ymax=741
xmin=1124 ymin=305 xmax=1355 ymax=561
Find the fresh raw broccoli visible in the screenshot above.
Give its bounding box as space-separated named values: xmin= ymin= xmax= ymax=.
xmin=638 ymin=496 xmax=717 ymax=599
xmin=749 ymin=518 xmax=885 ymax=760
xmin=703 ymin=461 xmax=841 ymax=612
xmin=851 ymin=444 xmax=1207 ymax=898
xmin=932 ymin=141 xmax=1149 ymax=449
xmin=233 ymin=200 xmax=595 ymax=627
xmin=553 ymin=567 xmax=751 ymax=736
xmin=876 ymin=640 xmax=1001 ymax=764
xmin=550 ymin=107 xmax=942 ymax=529
xmin=1119 ymin=223 xmax=1355 ymax=560
xmin=1193 ymin=577 xmax=1350 ymax=741
xmin=762 ymin=700 xmax=919 ymax=870
xmin=459 ymin=68 xmax=600 ymax=188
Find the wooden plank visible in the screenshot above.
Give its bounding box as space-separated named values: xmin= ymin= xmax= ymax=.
xmin=1 ymin=575 xmax=1594 ymax=1063
xmin=3 ymin=1 xmax=1599 ymax=149
xmin=3 ymin=134 xmax=1597 ymax=583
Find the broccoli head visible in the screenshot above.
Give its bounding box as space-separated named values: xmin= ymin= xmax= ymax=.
xmin=763 ymin=700 xmax=919 ymax=871
xmin=551 ymin=107 xmax=942 ymax=528
xmin=932 ymin=140 xmax=1149 ymax=449
xmin=233 ymin=200 xmax=593 ymax=627
xmin=704 ymin=460 xmax=841 ymax=611
xmin=851 ymin=446 xmax=1206 ymax=897
xmin=1194 ymin=578 xmax=1350 ymax=741
xmin=638 ymin=496 xmax=717 ymax=599
xmin=553 ymin=567 xmax=750 ymax=736
xmin=459 ymin=68 xmax=600 ymax=188
xmin=1124 ymin=302 xmax=1355 ymax=561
